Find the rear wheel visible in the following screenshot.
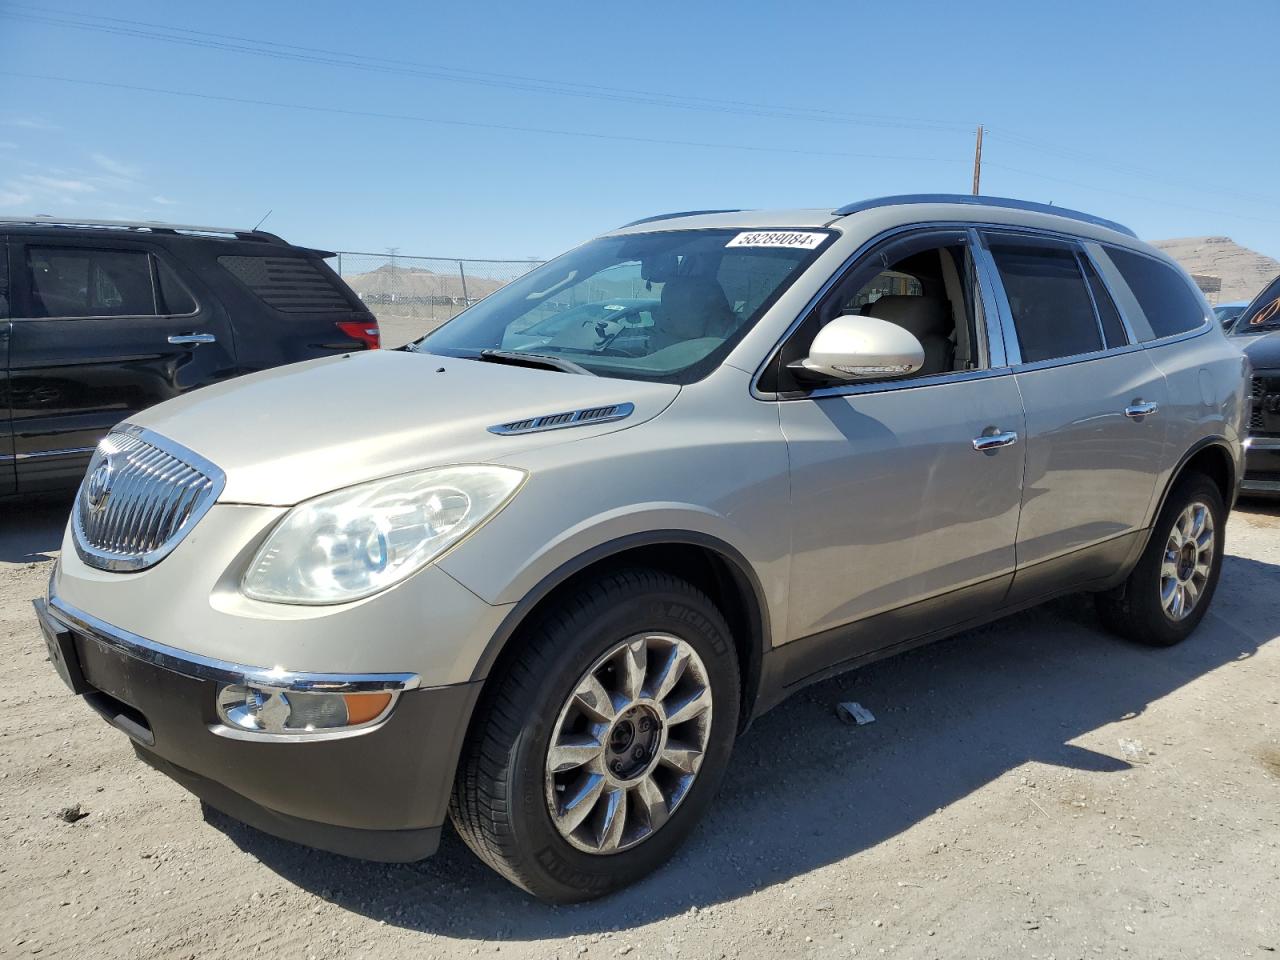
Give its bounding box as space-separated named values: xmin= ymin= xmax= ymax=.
xmin=1096 ymin=473 xmax=1226 ymax=646
xmin=449 ymin=568 xmax=740 ymax=902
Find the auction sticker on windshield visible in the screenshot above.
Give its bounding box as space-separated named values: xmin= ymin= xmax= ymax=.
xmin=726 ymin=231 xmax=826 ymax=249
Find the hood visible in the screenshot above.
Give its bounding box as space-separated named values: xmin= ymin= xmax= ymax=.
xmin=1241 ymin=329 xmax=1280 ymax=370
xmin=129 ymin=350 xmax=678 ymax=504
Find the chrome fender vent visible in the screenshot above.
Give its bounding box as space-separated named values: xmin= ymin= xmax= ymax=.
xmin=489 ymin=402 xmax=636 ymax=436
xmin=72 ymin=426 xmax=225 ymax=572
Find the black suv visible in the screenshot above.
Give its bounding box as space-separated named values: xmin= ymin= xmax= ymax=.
xmin=1230 ymin=273 xmax=1280 ymax=496
xmin=0 ymin=217 xmax=379 ymax=496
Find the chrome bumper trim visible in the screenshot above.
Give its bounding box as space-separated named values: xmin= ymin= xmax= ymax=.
xmin=1243 ymin=436 xmax=1280 ymax=451
xmin=45 ymin=589 xmax=420 ymax=695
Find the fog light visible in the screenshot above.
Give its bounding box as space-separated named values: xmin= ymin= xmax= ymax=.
xmin=215 ymin=683 xmax=394 ymax=735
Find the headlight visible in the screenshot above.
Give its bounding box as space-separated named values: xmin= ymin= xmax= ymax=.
xmin=241 ymin=465 xmax=525 ymax=604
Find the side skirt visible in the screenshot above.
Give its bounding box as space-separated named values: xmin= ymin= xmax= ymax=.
xmin=752 ymin=530 xmax=1144 ymax=718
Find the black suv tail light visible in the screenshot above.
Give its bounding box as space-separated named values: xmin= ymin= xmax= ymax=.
xmin=335 ymin=320 xmax=381 ymax=349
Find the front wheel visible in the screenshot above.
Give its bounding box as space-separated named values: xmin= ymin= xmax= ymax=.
xmin=449 ymin=568 xmax=740 ymax=902
xmin=1096 ymin=472 xmax=1226 ymax=646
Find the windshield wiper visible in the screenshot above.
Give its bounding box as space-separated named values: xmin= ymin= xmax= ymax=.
xmin=477 ymin=349 xmax=596 ymax=376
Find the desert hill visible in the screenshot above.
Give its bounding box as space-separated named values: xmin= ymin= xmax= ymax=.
xmin=1152 ymin=236 xmax=1279 ymax=304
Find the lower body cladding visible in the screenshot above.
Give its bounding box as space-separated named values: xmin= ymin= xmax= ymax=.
xmin=1241 ymin=436 xmax=1280 ymax=497
xmin=33 ymin=593 xmax=481 ymax=862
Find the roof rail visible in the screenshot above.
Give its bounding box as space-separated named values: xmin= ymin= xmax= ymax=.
xmin=619 ymin=209 xmax=743 ymax=228
xmin=831 ymin=194 xmax=1137 ymax=238
xmin=0 ymin=215 xmax=288 ymax=243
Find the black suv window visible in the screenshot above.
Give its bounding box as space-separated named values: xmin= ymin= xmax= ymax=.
xmin=23 ymin=246 xmax=198 ymax=319
xmin=1104 ymin=247 xmax=1205 ymax=340
xmin=988 ymin=242 xmax=1102 ymax=363
xmin=219 ymin=255 xmax=356 ymax=314
xmin=27 ymin=247 xmax=155 ymax=318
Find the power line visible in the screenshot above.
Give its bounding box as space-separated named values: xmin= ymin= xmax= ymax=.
xmin=984 ymin=161 xmax=1280 ymax=227
xmin=0 ymin=71 xmax=968 ymax=167
xmin=0 ymin=7 xmax=976 ymax=134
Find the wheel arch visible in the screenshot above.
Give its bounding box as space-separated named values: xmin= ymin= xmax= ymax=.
xmin=1151 ymin=437 xmax=1237 ymax=524
xmin=468 ymin=530 xmax=772 ymax=733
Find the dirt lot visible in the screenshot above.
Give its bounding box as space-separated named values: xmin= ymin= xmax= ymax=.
xmin=2 ymin=497 xmax=1277 ymax=960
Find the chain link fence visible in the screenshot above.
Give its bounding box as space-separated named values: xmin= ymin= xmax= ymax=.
xmin=333 ymin=251 xmax=545 ymax=346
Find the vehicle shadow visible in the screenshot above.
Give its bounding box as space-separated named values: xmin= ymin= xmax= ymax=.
xmin=0 ymin=495 xmax=72 ymax=564
xmin=210 ymin=545 xmax=1280 ymax=942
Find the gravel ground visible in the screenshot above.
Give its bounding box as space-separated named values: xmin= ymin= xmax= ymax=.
xmin=2 ymin=496 xmax=1277 ymax=959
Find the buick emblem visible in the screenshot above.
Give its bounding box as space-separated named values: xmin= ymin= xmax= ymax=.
xmin=85 ymin=457 xmax=116 ymax=511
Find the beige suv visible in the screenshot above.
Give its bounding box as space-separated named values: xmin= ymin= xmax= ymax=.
xmin=35 ymin=195 xmax=1247 ymax=902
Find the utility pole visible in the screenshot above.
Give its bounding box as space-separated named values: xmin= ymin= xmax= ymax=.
xmin=971 ymin=124 xmax=984 ymax=196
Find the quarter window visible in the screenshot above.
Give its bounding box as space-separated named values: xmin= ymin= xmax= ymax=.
xmin=988 ymin=243 xmax=1102 ymax=363
xmin=1104 ymin=247 xmax=1205 ymax=340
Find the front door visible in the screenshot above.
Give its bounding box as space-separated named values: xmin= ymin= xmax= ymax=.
xmin=768 ymin=228 xmax=1026 ymax=674
xmin=8 ymin=237 xmax=238 ymax=491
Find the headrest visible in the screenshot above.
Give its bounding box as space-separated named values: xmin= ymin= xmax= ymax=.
xmin=660 ymin=276 xmax=733 ymax=338
xmin=868 ymin=295 xmax=950 ymax=338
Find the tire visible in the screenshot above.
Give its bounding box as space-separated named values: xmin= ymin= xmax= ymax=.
xmin=1095 ymin=472 xmax=1226 ymax=646
xmin=449 ymin=567 xmax=741 ymax=902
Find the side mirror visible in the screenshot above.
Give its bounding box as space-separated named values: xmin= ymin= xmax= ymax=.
xmin=793 ymin=314 xmax=925 ymax=382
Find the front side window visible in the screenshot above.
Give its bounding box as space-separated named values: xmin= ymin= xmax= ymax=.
xmin=763 ymin=229 xmax=985 ymax=393
xmin=418 ymin=229 xmax=831 ymax=383
xmin=988 ymin=242 xmax=1102 ymax=363
xmin=1104 ymin=247 xmax=1206 ymax=340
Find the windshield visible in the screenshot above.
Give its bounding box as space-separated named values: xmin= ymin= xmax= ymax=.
xmin=414 ymin=229 xmax=832 ymax=383
xmin=1231 ymin=278 xmax=1280 ymax=335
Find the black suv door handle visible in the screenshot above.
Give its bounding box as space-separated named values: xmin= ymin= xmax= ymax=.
xmin=168 ymin=333 xmax=217 ymax=346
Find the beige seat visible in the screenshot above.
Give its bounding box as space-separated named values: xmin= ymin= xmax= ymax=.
xmin=653 ymin=277 xmax=735 ymax=347
xmin=868 ymin=295 xmax=954 ymax=376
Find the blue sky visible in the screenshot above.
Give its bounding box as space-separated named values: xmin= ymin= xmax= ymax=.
xmin=1 ymin=0 xmax=1278 ymax=260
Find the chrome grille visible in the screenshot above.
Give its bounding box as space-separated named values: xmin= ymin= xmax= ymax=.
xmin=73 ymin=427 xmax=225 ymax=572
xmin=1250 ymin=375 xmax=1266 ymax=433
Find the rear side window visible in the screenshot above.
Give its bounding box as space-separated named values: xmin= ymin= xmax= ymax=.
xmin=22 ymin=246 xmax=198 ymax=319
xmin=27 ymin=247 xmax=155 ymax=318
xmin=1104 ymin=248 xmax=1205 ymax=340
xmin=220 ymin=255 xmax=356 ymax=314
xmin=988 ymin=242 xmax=1102 ymax=363
xmin=1080 ymin=254 xmax=1129 ymax=347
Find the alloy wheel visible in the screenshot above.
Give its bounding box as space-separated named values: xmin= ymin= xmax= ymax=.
xmin=1160 ymin=500 xmax=1215 ymax=621
xmin=544 ymin=632 xmax=713 ymax=854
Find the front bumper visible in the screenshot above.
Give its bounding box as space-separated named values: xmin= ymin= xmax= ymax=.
xmin=1241 ymin=436 xmax=1280 ymax=497
xmin=35 ymin=592 xmax=482 ymax=862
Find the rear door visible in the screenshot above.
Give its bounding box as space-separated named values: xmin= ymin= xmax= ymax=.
xmin=0 ymin=237 xmax=14 ymax=496
xmin=979 ymin=231 xmax=1168 ymax=603
xmin=8 ymin=236 xmax=239 ymax=491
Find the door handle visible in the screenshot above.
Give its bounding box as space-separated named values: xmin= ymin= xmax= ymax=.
xmin=972 ymin=430 xmax=1019 ymax=452
xmin=167 ymin=333 xmax=217 ymax=346
xmin=1124 ymin=400 xmax=1159 ymax=419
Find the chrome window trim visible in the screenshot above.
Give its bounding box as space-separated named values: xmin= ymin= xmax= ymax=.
xmin=71 ymin=423 xmax=226 ymax=573
xmin=750 ymin=222 xmax=1010 ymax=401
xmin=45 ymin=590 xmax=421 ymax=695
xmin=0 ymin=445 xmax=97 ymax=463
xmin=1078 ymin=242 xmax=1140 ymax=345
